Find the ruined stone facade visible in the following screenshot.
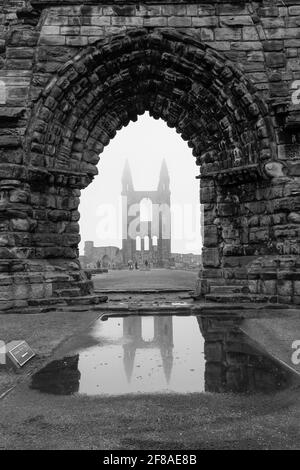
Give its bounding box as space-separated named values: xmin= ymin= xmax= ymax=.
xmin=171 ymin=252 xmax=202 ymax=269
xmin=81 ymin=241 xmax=123 ymax=268
xmin=0 ymin=0 xmax=300 ymax=309
xmin=122 ymin=158 xmax=171 ymax=267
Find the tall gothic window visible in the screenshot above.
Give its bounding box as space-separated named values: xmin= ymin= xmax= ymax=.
xmin=140 ymin=198 xmax=153 ymax=222
xmin=136 ymin=236 xmax=141 ymax=251
xmin=144 ymin=235 xmax=149 ymax=251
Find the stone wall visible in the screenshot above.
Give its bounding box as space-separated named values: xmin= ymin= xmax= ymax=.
xmin=198 ymin=316 xmax=295 ymax=393
xmin=83 ymin=241 xmax=123 ymax=267
xmin=0 ymin=1 xmax=299 ymax=308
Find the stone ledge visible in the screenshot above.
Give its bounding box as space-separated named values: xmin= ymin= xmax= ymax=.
xmin=197 ymin=163 xmax=263 ymax=185
xmin=31 ymin=0 xmax=264 ymax=7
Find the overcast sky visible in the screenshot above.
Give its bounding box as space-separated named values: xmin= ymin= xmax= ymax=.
xmin=79 ymin=113 xmax=202 ymax=255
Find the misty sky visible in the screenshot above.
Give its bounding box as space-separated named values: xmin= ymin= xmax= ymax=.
xmin=79 ymin=113 xmax=202 ymax=255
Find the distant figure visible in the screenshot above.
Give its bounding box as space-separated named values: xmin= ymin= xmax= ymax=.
xmin=96 ymin=260 xmax=101 ymax=269
xmin=135 ymin=261 xmax=138 ymax=270
xmin=128 ymin=260 xmax=133 ymax=270
xmin=145 ymin=260 xmax=148 ymax=269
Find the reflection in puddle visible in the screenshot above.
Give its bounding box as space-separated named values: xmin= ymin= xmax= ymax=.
xmin=80 ymin=315 xmax=204 ymax=395
xmin=32 ymin=316 xmax=205 ymax=395
xmin=31 ymin=355 xmax=81 ymax=395
xmin=198 ymin=317 xmax=298 ymax=394
xmin=31 ymin=315 xmax=299 ymax=396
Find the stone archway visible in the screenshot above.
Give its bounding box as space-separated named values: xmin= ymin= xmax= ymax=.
xmin=27 ymin=28 xmax=275 ymax=174
xmin=1 ymin=28 xmax=298 ymax=309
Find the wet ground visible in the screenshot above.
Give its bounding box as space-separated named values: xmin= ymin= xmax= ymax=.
xmin=30 ymin=314 xmax=299 ymax=398
xmin=0 ymin=269 xmax=299 ymax=449
xmin=1 ymin=311 xmax=299 ymax=450
xmin=31 ymin=315 xmax=205 ymax=396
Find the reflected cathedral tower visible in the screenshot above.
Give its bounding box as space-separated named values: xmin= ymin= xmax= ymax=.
xmin=123 ymin=316 xmax=174 ymax=383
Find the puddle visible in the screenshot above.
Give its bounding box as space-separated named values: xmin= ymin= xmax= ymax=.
xmin=31 ymin=315 xmax=299 ymax=396
xmin=32 ymin=316 xmax=204 ymax=396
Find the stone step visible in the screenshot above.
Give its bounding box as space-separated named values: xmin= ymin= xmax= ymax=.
xmin=28 ymin=294 xmax=108 ymax=307
xmin=210 ymin=285 xmax=247 ymax=294
xmin=205 ymin=293 xmax=275 ymax=303
xmin=53 ymin=288 xmax=82 ymax=297
xmin=62 ymin=294 xmax=108 ymax=305
xmin=94 ymin=288 xmax=192 ymax=294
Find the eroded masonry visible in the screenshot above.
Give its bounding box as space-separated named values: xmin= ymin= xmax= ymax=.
xmin=0 ymin=0 xmax=300 ymax=309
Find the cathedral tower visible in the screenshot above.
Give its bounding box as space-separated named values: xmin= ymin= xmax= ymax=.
xmin=122 ymin=159 xmax=171 ymax=267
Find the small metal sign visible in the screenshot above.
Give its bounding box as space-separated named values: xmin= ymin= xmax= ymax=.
xmin=6 ymin=341 xmax=35 ymax=368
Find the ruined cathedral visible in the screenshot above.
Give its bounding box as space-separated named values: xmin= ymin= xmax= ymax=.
xmin=122 ymin=159 xmax=171 ymax=268
xmin=82 ymin=159 xmax=172 ymax=269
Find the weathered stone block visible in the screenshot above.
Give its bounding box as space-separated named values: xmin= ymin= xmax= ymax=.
xmin=162 ymin=5 xmax=186 ymax=16
xmin=288 ymin=212 xmax=300 ymax=223
xmin=10 ymin=219 xmax=30 ymax=232
xmin=40 ymin=35 xmax=66 ymax=46
xmin=277 ymin=280 xmax=293 ymax=296
xmin=66 ymin=36 xmax=88 ymax=47
xmin=14 ymin=283 xmax=30 ymax=300
xmin=288 ymin=6 xmax=300 ymax=16
xmin=143 ymin=17 xmax=167 ymax=27
xmin=167 ymin=16 xmax=191 ymax=27
xmin=60 ymin=26 xmax=80 ymax=35
xmin=80 ymin=26 xmax=104 ymax=36
xmin=88 ymin=17 xmax=111 ymax=26
xmin=41 ymin=26 xmax=60 ymax=35
xmin=266 ymin=52 xmax=286 ymax=68
xmin=203 ymin=248 xmax=220 ymax=267
xmin=259 ymin=279 xmax=277 ymax=295
xmin=9 ymin=28 xmax=39 ymax=47
xmin=31 ymin=283 xmax=45 ymax=299
xmin=215 ymin=27 xmax=242 ymax=41
xmin=242 ymin=27 xmax=260 ymax=41
xmin=263 ymin=40 xmax=283 ymax=51
xmin=204 ymin=225 xmax=218 ymax=247
xmin=111 ymin=17 xmax=143 ymax=27
xmin=192 ymin=17 xmax=218 ymax=27
xmin=220 ymin=16 xmax=253 ymax=27
xmin=200 ymin=28 xmax=214 ymax=41
xmin=136 ymin=5 xmax=161 ymax=16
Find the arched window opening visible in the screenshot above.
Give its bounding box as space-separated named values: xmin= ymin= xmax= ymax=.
xmin=152 ymin=235 xmax=158 ymax=246
xmin=140 ymin=198 xmax=153 ymax=222
xmin=141 ymin=317 xmax=154 ymax=342
xmin=144 ymin=235 xmax=149 ymax=251
xmin=136 ymin=236 xmax=141 ymax=251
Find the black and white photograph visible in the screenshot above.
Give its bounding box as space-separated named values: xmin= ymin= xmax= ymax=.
xmin=0 ymin=0 xmax=299 ymax=454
